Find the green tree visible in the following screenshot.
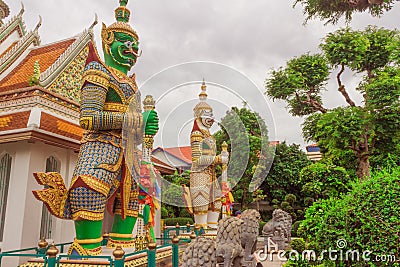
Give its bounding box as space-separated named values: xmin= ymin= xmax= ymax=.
xmin=266 ymin=26 xmax=400 ymax=179
xmin=293 ymin=0 xmax=398 ymax=24
xmin=213 ymin=107 xmax=270 ymax=208
xmin=260 ymin=142 xmax=309 ymax=203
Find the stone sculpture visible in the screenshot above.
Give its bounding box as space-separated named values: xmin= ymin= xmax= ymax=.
xmin=181 ymin=236 xmax=216 ymax=267
xmin=216 ymin=216 xmax=244 ymax=267
xmin=241 ymin=209 xmax=261 ymax=262
xmin=262 ymin=209 xmax=292 ymax=250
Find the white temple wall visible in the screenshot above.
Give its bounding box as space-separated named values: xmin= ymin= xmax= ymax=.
xmin=0 ymin=141 xmax=77 ymax=263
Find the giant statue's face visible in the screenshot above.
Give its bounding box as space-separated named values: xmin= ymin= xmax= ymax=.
xmin=200 ymin=110 xmax=214 ymax=128
xmin=109 ymin=32 xmax=139 ymax=72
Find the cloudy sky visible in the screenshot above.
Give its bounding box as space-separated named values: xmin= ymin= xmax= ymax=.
xmin=6 ymin=1 xmax=400 ymax=149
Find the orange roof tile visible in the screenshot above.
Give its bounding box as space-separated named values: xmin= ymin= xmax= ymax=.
xmin=162 ymin=146 xmax=192 ymax=164
xmin=0 ymin=38 xmax=76 ymax=93
xmin=40 ymin=112 xmax=82 ymax=141
xmin=0 ymin=111 xmax=30 ymax=131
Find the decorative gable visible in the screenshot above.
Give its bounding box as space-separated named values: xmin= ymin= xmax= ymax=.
xmin=47 ymin=45 xmax=89 ymax=103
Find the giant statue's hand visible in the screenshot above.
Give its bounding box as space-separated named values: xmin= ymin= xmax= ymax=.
xmin=142 ymin=110 xmax=159 ymax=136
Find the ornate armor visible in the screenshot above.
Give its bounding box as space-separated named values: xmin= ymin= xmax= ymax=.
xmin=190 ymin=81 xmax=225 ymax=229
xmin=33 ymin=0 xmax=158 ymax=256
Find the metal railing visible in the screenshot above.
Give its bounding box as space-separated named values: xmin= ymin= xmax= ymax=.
xmin=0 ymin=233 xmax=198 ymax=267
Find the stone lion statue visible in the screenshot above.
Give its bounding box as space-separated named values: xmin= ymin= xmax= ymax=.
xmin=262 ymin=209 xmax=292 ymax=250
xmin=241 ymin=209 xmax=261 ymax=262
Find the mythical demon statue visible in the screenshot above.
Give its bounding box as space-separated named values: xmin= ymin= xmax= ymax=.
xmin=33 ymin=0 xmax=158 ymax=256
xmin=189 ymin=81 xmax=229 ymax=229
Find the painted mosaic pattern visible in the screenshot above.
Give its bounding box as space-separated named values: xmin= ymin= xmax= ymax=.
xmin=48 ymin=46 xmax=89 ymax=103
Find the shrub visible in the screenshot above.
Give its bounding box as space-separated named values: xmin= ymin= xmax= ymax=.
xmin=271 ymin=199 xmax=280 ymax=205
xmin=292 ymin=220 xmax=302 ymax=237
xmin=298 ymin=166 xmax=400 ymax=266
xmin=179 ymin=208 xmax=191 ymax=218
xmin=281 ymin=201 xmax=293 ymax=212
xmin=285 ymin=194 xmax=297 ymax=205
xmin=303 ymin=197 xmax=314 ymax=207
xmin=290 ymin=238 xmax=306 ymax=252
xmin=163 ymin=217 xmax=194 ymax=226
xmin=299 ymin=162 xmax=350 ymax=199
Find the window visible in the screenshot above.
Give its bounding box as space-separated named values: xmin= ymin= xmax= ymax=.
xmin=0 ymin=153 xmax=12 ymax=242
xmin=39 ymin=156 xmax=60 ymax=239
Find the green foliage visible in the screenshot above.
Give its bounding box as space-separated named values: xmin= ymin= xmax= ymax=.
xmin=298 ymin=166 xmax=400 ymax=266
xmin=290 ymin=237 xmax=306 ymax=252
xmin=293 ymin=0 xmax=398 ymax=24
xmin=161 ymin=171 xmax=190 ymax=218
xmin=292 ymin=220 xmax=302 ymax=237
xmin=303 ymin=197 xmax=314 ymax=207
xmin=320 ymin=27 xmax=369 ymax=70
xmin=321 ymin=26 xmax=398 ymax=72
xmin=267 ymin=26 xmax=400 ymax=179
xmin=271 ymin=199 xmax=280 ymax=205
xmin=281 ymin=201 xmax=292 ymax=212
xmin=285 ymin=194 xmax=297 ymax=205
xmin=300 ymin=161 xmax=351 ymax=199
xmin=266 ymin=54 xmax=329 ymax=116
xmin=213 ymin=107 xmax=269 ymax=207
xmin=179 ymin=208 xmax=191 ymax=218
xmin=161 ymin=207 xmax=169 ymax=218
xmin=163 ymin=217 xmax=194 ymax=226
xmin=260 ymin=142 xmax=310 ymax=202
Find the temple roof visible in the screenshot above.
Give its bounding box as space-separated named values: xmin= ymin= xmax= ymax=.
xmin=0 ymin=108 xmax=82 ymax=151
xmin=0 ymin=38 xmax=76 ymax=93
xmin=153 ymin=146 xmax=193 ymax=164
xmin=0 ymin=4 xmax=96 ymax=150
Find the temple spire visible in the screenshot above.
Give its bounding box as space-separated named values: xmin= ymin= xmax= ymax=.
xmin=199 ymin=80 xmax=208 ymax=102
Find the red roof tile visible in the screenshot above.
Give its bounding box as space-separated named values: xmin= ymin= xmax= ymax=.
xmin=0 ymin=110 xmax=30 ymax=131
xmin=0 ymin=38 xmax=76 ymax=93
xmin=162 ymin=146 xmax=192 ymax=164
xmin=40 ymin=112 xmax=82 ymax=141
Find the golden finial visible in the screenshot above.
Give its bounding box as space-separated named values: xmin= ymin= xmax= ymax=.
xmin=46 ymin=243 xmax=59 ymax=258
xmin=38 ymin=238 xmax=48 ymax=249
xmin=172 ymin=235 xmax=180 ymax=244
xmin=147 ymin=242 xmax=157 ymax=250
xmin=113 ymin=246 xmax=125 ymax=260
xmin=190 ymin=231 xmax=197 ymax=240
